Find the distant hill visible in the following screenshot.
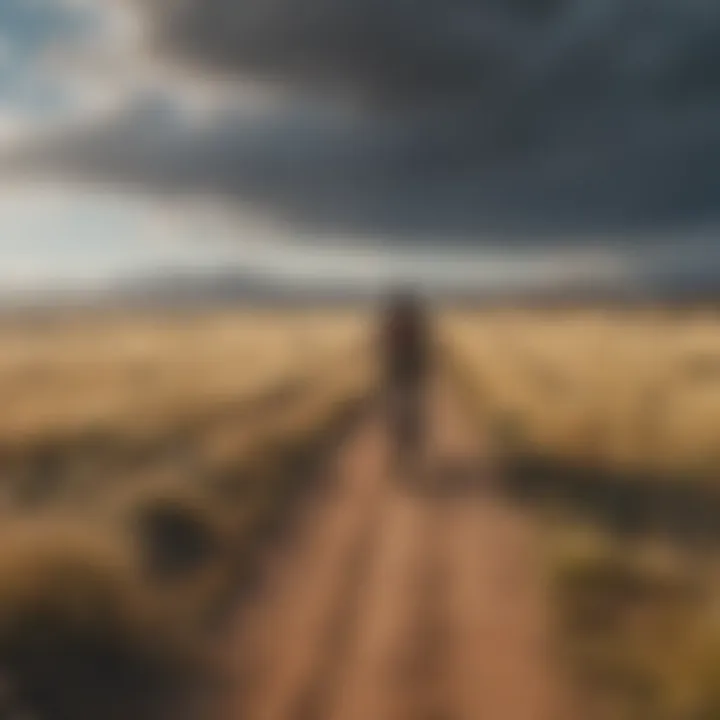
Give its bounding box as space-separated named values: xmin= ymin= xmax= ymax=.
xmin=2 ymin=262 xmax=720 ymax=315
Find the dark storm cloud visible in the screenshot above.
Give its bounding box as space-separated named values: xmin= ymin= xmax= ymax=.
xmin=12 ymin=0 xmax=720 ymax=240
xmin=145 ymin=0 xmax=720 ymax=117
xmin=146 ymin=0 xmax=562 ymax=104
xmin=12 ymin=93 xmax=720 ymax=243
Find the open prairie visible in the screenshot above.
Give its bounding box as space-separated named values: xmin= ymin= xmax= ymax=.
xmin=448 ymin=308 xmax=720 ymax=720
xmin=0 ymin=309 xmax=374 ymax=719
xmin=3 ymin=306 xmax=720 ymax=720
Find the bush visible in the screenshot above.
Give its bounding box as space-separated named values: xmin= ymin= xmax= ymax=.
xmin=128 ymin=489 xmax=230 ymax=582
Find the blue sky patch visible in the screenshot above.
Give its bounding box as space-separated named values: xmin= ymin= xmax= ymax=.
xmin=0 ymin=0 xmax=98 ymax=117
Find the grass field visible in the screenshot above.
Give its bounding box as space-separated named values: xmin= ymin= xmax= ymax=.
xmin=448 ymin=309 xmax=720 ymax=482
xmin=447 ymin=308 xmax=720 ymax=720
xmin=0 ymin=309 xmax=373 ymax=718
xmin=6 ymin=305 xmax=720 ymax=719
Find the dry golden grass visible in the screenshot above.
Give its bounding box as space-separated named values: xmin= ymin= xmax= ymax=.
xmin=0 ymin=308 xmax=373 ymax=718
xmin=552 ymin=526 xmax=720 ymax=720
xmin=446 ymin=308 xmax=720 ymax=482
xmin=446 ymin=308 xmax=720 ymax=720
xmin=0 ymin=310 xmax=369 ymax=504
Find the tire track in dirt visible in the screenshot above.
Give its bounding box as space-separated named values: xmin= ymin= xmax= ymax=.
xmin=326 ymin=491 xmax=440 ymax=720
xmin=218 ymin=419 xmax=387 ymax=720
xmin=433 ymin=389 xmax=564 ymax=720
xmin=285 ymin=487 xmax=382 ymax=720
xmin=390 ymin=501 xmax=454 ymax=720
xmin=218 ymin=384 xmax=567 ymax=720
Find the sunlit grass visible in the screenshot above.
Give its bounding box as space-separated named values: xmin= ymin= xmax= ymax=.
xmin=0 ymin=309 xmax=373 ymax=718
xmin=447 ymin=308 xmax=720 ymax=720
xmin=447 ymin=309 xmax=720 ymax=482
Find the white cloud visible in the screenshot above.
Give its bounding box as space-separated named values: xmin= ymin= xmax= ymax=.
xmin=35 ymin=1 xmax=149 ymax=119
xmin=0 ymin=179 xmax=633 ymax=295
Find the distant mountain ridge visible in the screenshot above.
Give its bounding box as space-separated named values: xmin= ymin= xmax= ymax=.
xmin=2 ymin=263 xmax=720 ymax=313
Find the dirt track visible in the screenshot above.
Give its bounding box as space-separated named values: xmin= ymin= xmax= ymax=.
xmin=217 ymin=386 xmax=565 ymax=720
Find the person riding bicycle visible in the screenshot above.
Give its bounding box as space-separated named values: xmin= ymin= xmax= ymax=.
xmin=379 ymin=288 xmax=431 ymax=470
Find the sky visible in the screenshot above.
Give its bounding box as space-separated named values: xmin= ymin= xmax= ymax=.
xmin=1 ymin=0 xmax=720 ymax=295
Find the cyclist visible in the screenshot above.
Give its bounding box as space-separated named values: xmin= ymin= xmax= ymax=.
xmin=379 ymin=288 xmax=431 ymax=472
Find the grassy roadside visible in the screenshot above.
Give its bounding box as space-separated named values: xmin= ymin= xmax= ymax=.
xmin=446 ymin=336 xmax=720 ymax=720
xmin=0 ymin=359 xmax=373 ymax=720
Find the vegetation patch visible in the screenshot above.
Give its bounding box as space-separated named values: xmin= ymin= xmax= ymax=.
xmin=0 ymin=522 xmax=208 ymax=720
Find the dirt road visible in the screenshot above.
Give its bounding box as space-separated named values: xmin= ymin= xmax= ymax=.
xmin=217 ymin=386 xmax=565 ymax=720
